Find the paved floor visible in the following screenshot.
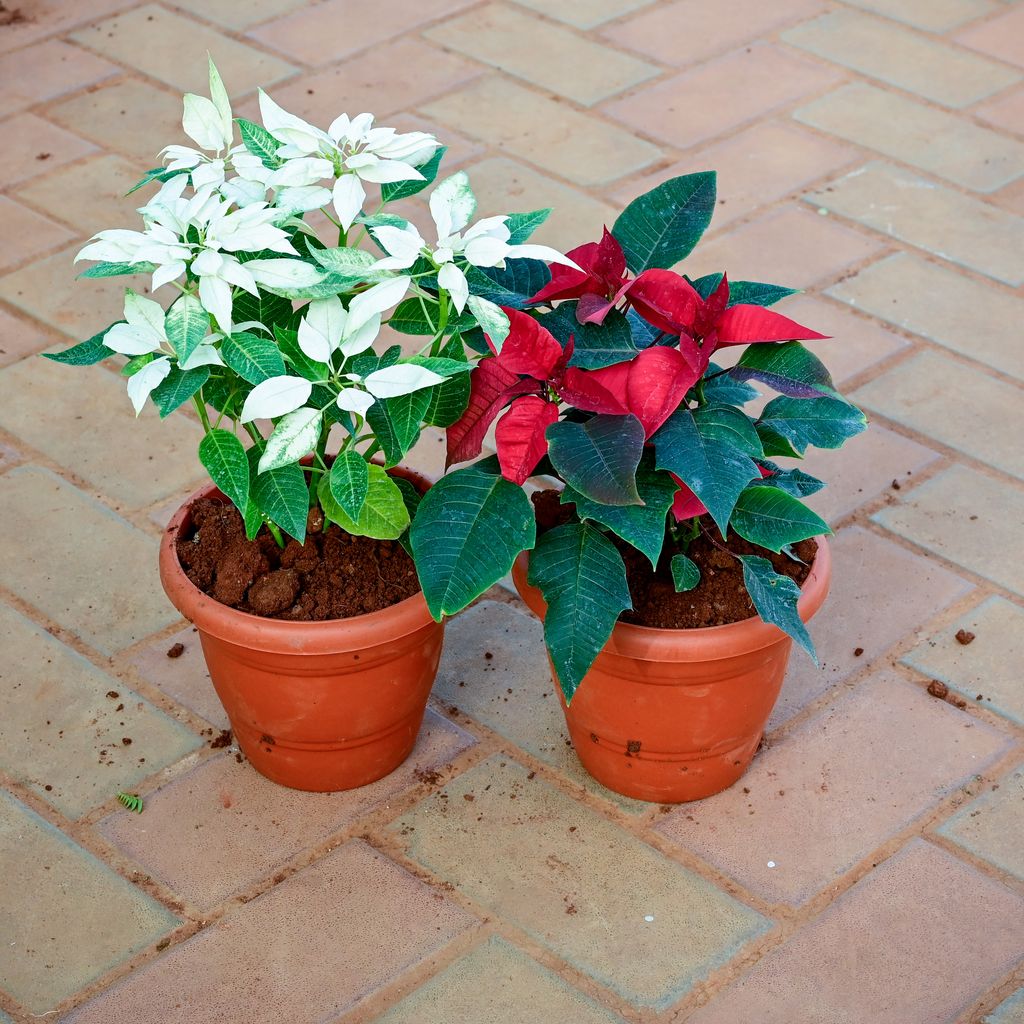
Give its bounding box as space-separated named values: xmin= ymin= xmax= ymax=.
xmin=1 ymin=0 xmax=1023 ymax=1021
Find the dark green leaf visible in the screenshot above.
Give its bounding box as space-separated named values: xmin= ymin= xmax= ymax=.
xmin=671 ymin=554 xmax=700 ymax=592
xmin=757 ymin=395 xmax=868 ymax=455
xmin=203 ymin=374 xmax=243 ymax=419
xmin=78 ymin=261 xmax=156 ymax=279
xmin=700 ymin=362 xmax=760 ymax=406
xmin=756 ymin=421 xmax=803 ymax=459
xmin=759 ymin=461 xmax=825 ymax=498
xmin=611 ymin=171 xmax=717 ymax=272
xmin=410 ymin=464 xmax=536 ymax=619
xmin=221 ymin=331 xmax=287 ymax=385
xmin=732 ymin=341 xmax=835 ymax=399
xmin=738 ymin=555 xmax=816 ymax=662
xmin=727 ymin=281 xmax=801 ymax=308
xmin=236 ymin=118 xmax=281 ymax=169
xmin=251 ymin=457 xmax=308 ymax=543
xmin=527 ymin=521 xmax=631 ymax=702
xmin=652 ymin=405 xmax=762 ymax=533
xmin=387 ymin=298 xmax=474 ymax=336
xmin=274 ymin=326 xmax=328 ymax=383
xmin=198 ymin=429 xmax=250 ymax=514
xmin=126 ymin=166 xmax=180 ymax=196
xmin=234 ymin=290 xmax=294 ymax=331
xmin=564 ymin=463 xmax=675 ymax=569
xmin=151 ymin=365 xmax=210 ymax=418
xmin=691 ymin=272 xmax=723 ymax=299
xmin=366 ymin=390 xmax=430 ymax=467
xmin=506 ymin=209 xmax=551 ymax=244
xmin=165 ymin=293 xmax=208 ymax=364
xmin=730 ymin=485 xmax=830 ymax=553
xmin=328 ymin=450 xmax=369 ymax=520
xmin=318 ymin=463 xmax=409 ymax=540
xmin=541 ymin=303 xmax=637 ymax=370
xmin=547 ymin=414 xmax=644 ymax=506
xmin=424 ymin=373 xmax=471 ymax=427
xmin=465 ymin=260 xmax=551 ymax=309
xmin=380 ymin=145 xmax=447 ymax=203
xmin=43 ymin=326 xmax=118 ymax=366
xmin=626 ymin=307 xmax=662 ymax=349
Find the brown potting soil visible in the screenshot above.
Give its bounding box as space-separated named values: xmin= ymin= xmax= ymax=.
xmin=532 ymin=489 xmax=817 ymax=630
xmin=176 ymin=498 xmax=420 ymax=620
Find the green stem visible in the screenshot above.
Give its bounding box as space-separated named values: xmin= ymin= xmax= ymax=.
xmin=308 ymin=423 xmax=330 ymax=506
xmin=432 ymin=289 xmax=449 ymax=356
xmin=192 ymin=394 xmax=212 ymax=434
xmin=263 ymin=518 xmax=285 ymax=549
xmin=243 ymin=422 xmax=264 ymax=446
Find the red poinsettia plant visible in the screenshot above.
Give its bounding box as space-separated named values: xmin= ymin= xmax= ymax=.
xmin=408 ymin=172 xmax=866 ymax=699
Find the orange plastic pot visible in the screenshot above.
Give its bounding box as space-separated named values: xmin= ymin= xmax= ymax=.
xmin=159 ymin=469 xmax=444 ymax=792
xmin=512 ymin=538 xmax=831 ymax=803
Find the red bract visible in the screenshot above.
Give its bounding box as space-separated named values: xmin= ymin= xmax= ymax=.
xmin=670 ymin=464 xmax=774 ymax=522
xmin=495 ymin=396 xmax=560 ymax=484
xmin=625 ymin=269 xmax=702 ymax=336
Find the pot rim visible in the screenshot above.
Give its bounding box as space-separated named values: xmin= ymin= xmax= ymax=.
xmin=512 ymin=535 xmax=831 ymax=663
xmin=159 ymin=470 xmax=436 ymax=654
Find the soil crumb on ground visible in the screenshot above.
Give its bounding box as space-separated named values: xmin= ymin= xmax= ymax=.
xmin=955 ymin=629 xmax=976 ymax=646
xmin=166 ymin=642 xmax=185 ymax=658
xmin=176 ymin=498 xmax=420 ymax=620
xmin=532 ymin=490 xmax=816 ymax=630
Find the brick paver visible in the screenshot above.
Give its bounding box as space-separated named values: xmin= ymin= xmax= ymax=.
xmin=2 ymin=1 xmax=1023 ymax=1020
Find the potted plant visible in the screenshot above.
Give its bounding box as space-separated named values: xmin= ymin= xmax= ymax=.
xmin=408 ymin=173 xmax=866 ymax=803
xmin=47 ymin=60 xmax=576 ymax=792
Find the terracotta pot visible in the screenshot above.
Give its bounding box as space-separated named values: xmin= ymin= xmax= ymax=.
xmin=159 ymin=468 xmax=444 ymax=792
xmin=511 ymin=538 xmax=831 ymax=803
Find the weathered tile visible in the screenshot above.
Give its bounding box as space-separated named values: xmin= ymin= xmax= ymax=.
xmin=435 ymin=601 xmax=648 ymax=813
xmin=800 ymin=423 xmax=940 ymax=524
xmin=604 ymin=43 xmax=841 ymax=150
xmin=687 ymin=840 xmax=1024 ymax=1024
xmin=873 ymin=465 xmax=1024 ymax=596
xmin=0 ymin=112 xmax=95 ymax=187
xmin=0 ymin=245 xmax=146 ymax=338
xmin=854 ymin=350 xmax=1024 ymax=479
xmin=975 ymin=84 xmax=1024 ymax=135
xmin=463 ymin=157 xmax=617 ymax=252
xmin=685 ymin=204 xmax=883 ymax=289
xmin=0 ymin=197 xmax=72 ymax=273
xmin=993 ymin=176 xmax=1024 ymax=216
xmin=957 ymin=4 xmax=1024 ymax=67
xmin=511 ymin=0 xmax=654 ymax=28
xmin=47 ymin=78 xmax=184 ymax=165
xmin=72 ymin=6 xmax=295 ymax=94
xmin=0 ymin=40 xmax=118 ymax=116
xmin=255 ymin=37 xmax=480 ymax=127
xmin=807 ymin=162 xmax=1024 ymax=286
xmin=795 ymin=83 xmax=1024 ymax=191
xmin=0 ymin=300 xmax=62 ymax=367
xmin=940 ymin=768 xmax=1024 ymax=881
xmin=828 ymin=252 xmax=1024 ymax=382
xmin=427 ymin=4 xmax=657 ymax=106
xmin=608 ymin=0 xmax=824 ymax=66
xmin=0 ymin=467 xmax=178 ymax=655
xmin=783 ymin=10 xmax=1019 ymax=108
xmin=249 ymin=0 xmax=475 ymax=65
xmin=0 ymin=790 xmax=178 ymax=1015
xmin=0 ymin=355 xmax=206 ymax=507
xmin=62 ymin=840 xmax=475 ymax=1024
xmin=611 ymin=121 xmax=858 ymax=232
xmin=126 ymin=625 xmax=227 ymax=729
xmin=986 ymin=988 xmax=1024 ymax=1024
xmin=770 ymin=526 xmax=973 ymax=728
xmin=169 ymin=0 xmax=309 ymax=30
xmin=425 ymin=76 xmax=661 ymax=186
xmin=842 ymin=0 xmax=996 ymax=31
xmin=100 ymin=709 xmax=473 ymax=908
xmin=0 ymin=603 xmax=201 ymax=818
xmin=660 ymin=672 xmax=1009 ymax=904
xmin=387 ymin=113 xmax=484 ymax=168
xmin=391 ymin=757 xmax=769 ymax=1009
xmin=903 ymin=597 xmax=1024 ymax=726
xmin=374 ymin=937 xmax=626 ymax=1024
xmin=17 ymin=153 xmax=150 ymax=235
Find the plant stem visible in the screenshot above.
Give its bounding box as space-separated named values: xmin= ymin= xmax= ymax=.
xmin=192 ymin=394 xmax=212 ymax=433
xmin=243 ymin=422 xmax=264 ymax=446
xmin=264 ymin=518 xmax=285 ymax=549
xmin=308 ymin=423 xmax=329 ymax=505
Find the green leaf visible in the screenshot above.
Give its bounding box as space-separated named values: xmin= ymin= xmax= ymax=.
xmin=221 ymin=331 xmax=287 ymax=385
xmin=198 ymin=429 xmax=250 ymax=514
xmin=234 ymin=290 xmax=293 ymax=331
xmin=380 ymin=146 xmax=447 ymax=203
xmin=318 ymin=464 xmax=409 ymax=540
xmin=738 ymin=555 xmax=816 ymax=662
xmin=547 ymin=414 xmax=644 ymax=507
xmin=393 ymin=475 xmax=422 ymax=520
xmin=730 ymin=485 xmax=830 ymax=553
xmin=151 ymin=365 xmax=210 ymax=417
xmin=564 ymin=463 xmax=676 ymax=569
xmin=527 ymin=521 xmax=632 ymax=702
xmin=410 ymin=464 xmax=536 ymax=619
xmin=78 ymin=261 xmax=156 ymax=279
xmin=756 ymin=421 xmax=803 ymax=459
xmin=366 ymin=390 xmax=430 ymax=467
xmin=732 ymin=341 xmax=835 ymax=399
xmin=165 ymin=292 xmax=209 ymax=363
xmin=43 ymin=326 xmax=118 ymax=366
xmin=251 ymin=457 xmax=308 ymax=543
xmin=759 ymin=462 xmax=825 ymax=498
xmin=727 ymin=281 xmax=801 ymax=308
xmin=758 ymin=395 xmax=868 ymax=455
xmin=506 ymin=208 xmax=551 ymax=244
xmin=611 ymin=171 xmax=717 ymax=273
xmin=700 ymin=362 xmax=760 ymax=405
xmin=464 ymin=260 xmax=551 ymax=309
xmin=259 ymin=407 xmax=322 ymax=473
xmin=125 ymin=166 xmax=180 ymax=196
xmin=236 ymin=117 xmax=281 ymax=169
xmin=652 ymin=405 xmax=762 ymax=534
xmin=328 ymin=450 xmax=369 ymax=520
xmin=671 ymin=554 xmax=700 ymax=592
xmin=308 ymin=245 xmax=382 ymax=284
xmin=203 ymin=374 xmax=243 ymax=420
xmin=541 ymin=303 xmax=637 ymax=370
xmin=423 ymin=373 xmax=471 ymax=428
xmin=691 ymin=272 xmax=723 ymax=299
xmin=274 ymin=326 xmax=328 ymax=383
xmin=122 ymin=353 xmax=155 ymax=376
xmin=407 ymin=356 xmax=473 ymax=378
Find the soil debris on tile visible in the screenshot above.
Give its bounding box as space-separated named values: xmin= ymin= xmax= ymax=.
xmin=954 ymin=629 xmax=976 ymax=646
xmin=166 ymin=642 xmax=185 ymax=658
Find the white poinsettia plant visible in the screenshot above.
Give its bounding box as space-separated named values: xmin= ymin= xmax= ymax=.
xmin=50 ymin=59 xmax=577 ymax=547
